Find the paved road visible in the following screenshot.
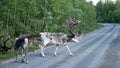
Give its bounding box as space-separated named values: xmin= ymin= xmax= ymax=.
xmin=1 ymin=24 xmax=120 ymax=68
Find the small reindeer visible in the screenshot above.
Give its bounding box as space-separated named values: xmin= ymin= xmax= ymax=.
xmin=14 ymin=34 xmax=40 ymax=63
xmin=14 ymin=23 xmax=46 ymax=64
xmin=14 ymin=37 xmax=29 ymax=64
xmin=39 ymin=18 xmax=83 ymax=57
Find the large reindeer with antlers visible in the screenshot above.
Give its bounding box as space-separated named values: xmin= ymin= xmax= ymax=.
xmin=39 ymin=18 xmax=83 ymax=57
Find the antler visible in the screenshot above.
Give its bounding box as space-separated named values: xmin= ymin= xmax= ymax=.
xmin=67 ymin=17 xmax=79 ymax=38
xmin=67 ymin=17 xmax=78 ymax=30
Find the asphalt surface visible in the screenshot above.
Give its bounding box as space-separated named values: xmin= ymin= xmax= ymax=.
xmin=0 ymin=24 xmax=120 ymax=68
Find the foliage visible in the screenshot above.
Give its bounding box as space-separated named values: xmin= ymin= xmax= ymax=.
xmin=95 ymin=0 xmax=120 ymax=23
xmin=0 ymin=0 xmax=99 ymax=37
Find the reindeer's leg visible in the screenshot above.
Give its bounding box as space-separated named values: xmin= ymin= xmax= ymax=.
xmin=20 ymin=47 xmax=25 ymax=62
xmin=22 ymin=38 xmax=29 ymax=64
xmin=24 ymin=48 xmax=28 ymax=64
xmin=15 ymin=50 xmax=18 ymax=62
xmin=21 ymin=49 xmax=25 ymax=63
xmin=20 ymin=49 xmax=23 ymax=57
xmin=14 ymin=46 xmax=18 ymax=62
xmin=21 ymin=48 xmax=28 ymax=64
xmin=39 ymin=44 xmax=46 ymax=57
xmin=65 ymin=43 xmax=73 ymax=56
xmin=54 ymin=44 xmax=59 ymax=56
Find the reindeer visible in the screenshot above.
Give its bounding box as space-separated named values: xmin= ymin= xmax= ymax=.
xmin=14 ymin=34 xmax=42 ymax=64
xmin=14 ymin=37 xmax=29 ymax=64
xmin=14 ymin=23 xmax=46 ymax=64
xmin=39 ymin=18 xmax=83 ymax=57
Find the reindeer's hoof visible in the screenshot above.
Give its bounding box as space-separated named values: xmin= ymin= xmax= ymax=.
xmin=54 ymin=54 xmax=57 ymax=56
xmin=21 ymin=59 xmax=28 ymax=64
xmin=42 ymin=55 xmax=46 ymax=58
xmin=25 ymin=60 xmax=28 ymax=64
xmin=41 ymin=54 xmax=46 ymax=58
xmin=42 ymin=56 xmax=46 ymax=58
xmin=70 ymin=53 xmax=74 ymax=56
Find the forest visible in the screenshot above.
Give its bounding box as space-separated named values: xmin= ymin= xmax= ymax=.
xmin=95 ymin=0 xmax=120 ymax=23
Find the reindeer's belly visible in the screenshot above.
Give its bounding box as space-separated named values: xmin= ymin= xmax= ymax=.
xmin=45 ymin=38 xmax=63 ymax=46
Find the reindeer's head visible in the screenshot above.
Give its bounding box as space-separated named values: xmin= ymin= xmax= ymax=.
xmin=67 ymin=18 xmax=83 ymax=43
xmin=67 ymin=18 xmax=81 ymax=30
xmin=72 ymin=33 xmax=83 ymax=43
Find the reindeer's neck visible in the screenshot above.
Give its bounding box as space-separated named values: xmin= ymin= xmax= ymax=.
xmin=66 ymin=35 xmax=74 ymax=42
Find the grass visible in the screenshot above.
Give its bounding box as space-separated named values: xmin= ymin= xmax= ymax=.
xmin=0 ymin=23 xmax=102 ymax=63
xmin=0 ymin=49 xmax=14 ymax=62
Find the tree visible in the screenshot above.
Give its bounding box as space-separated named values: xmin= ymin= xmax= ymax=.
xmin=95 ymin=0 xmax=120 ymax=23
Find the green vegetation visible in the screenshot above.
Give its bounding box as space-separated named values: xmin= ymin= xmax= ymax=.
xmin=95 ymin=0 xmax=120 ymax=23
xmin=0 ymin=0 xmax=101 ymax=62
